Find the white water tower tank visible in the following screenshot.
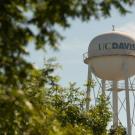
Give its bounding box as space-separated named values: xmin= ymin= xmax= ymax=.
xmin=84 ymin=31 xmax=135 ymax=80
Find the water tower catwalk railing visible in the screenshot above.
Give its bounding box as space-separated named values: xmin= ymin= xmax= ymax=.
xmin=83 ymin=31 xmax=135 ymax=135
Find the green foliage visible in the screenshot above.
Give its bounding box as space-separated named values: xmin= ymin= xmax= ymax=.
xmin=109 ymin=124 xmax=127 ymax=135
xmin=0 ymin=85 xmax=111 ymax=135
xmin=86 ymin=95 xmax=112 ymax=135
xmin=0 ymin=0 xmax=134 ymax=87
xmin=0 ymin=61 xmax=110 ymax=134
xmin=0 ymin=59 xmax=128 ymax=134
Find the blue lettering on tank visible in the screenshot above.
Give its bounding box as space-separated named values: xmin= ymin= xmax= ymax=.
xmin=112 ymin=42 xmax=118 ymax=49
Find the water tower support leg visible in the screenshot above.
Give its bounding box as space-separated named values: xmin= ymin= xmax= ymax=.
xmin=102 ymin=80 xmax=105 ymax=95
xmin=112 ymin=81 xmax=118 ymax=128
xmin=125 ymin=77 xmax=131 ymax=135
xmin=86 ymin=65 xmax=92 ymax=111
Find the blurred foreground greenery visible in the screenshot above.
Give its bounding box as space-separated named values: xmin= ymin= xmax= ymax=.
xmin=0 ymin=59 xmax=127 ymax=135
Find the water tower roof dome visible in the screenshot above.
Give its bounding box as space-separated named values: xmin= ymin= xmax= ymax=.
xmin=88 ymin=31 xmax=135 ymax=58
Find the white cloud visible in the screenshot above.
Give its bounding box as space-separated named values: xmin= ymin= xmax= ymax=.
xmin=117 ymin=22 xmax=135 ymax=38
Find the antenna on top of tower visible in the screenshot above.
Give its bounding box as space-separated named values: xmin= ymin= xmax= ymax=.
xmin=112 ymin=25 xmax=115 ymax=31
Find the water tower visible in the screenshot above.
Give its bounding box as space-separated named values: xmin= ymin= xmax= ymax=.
xmin=83 ymin=31 xmax=135 ymax=135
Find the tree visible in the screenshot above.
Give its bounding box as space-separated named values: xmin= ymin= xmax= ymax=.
xmin=0 ymin=62 xmax=112 ymax=135
xmin=0 ymin=0 xmax=134 ymax=87
xmin=109 ymin=124 xmax=127 ymax=135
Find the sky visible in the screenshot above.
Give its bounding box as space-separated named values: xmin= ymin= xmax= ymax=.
xmin=27 ymin=5 xmax=135 ymax=87
xmin=26 ymin=4 xmax=135 ymax=134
